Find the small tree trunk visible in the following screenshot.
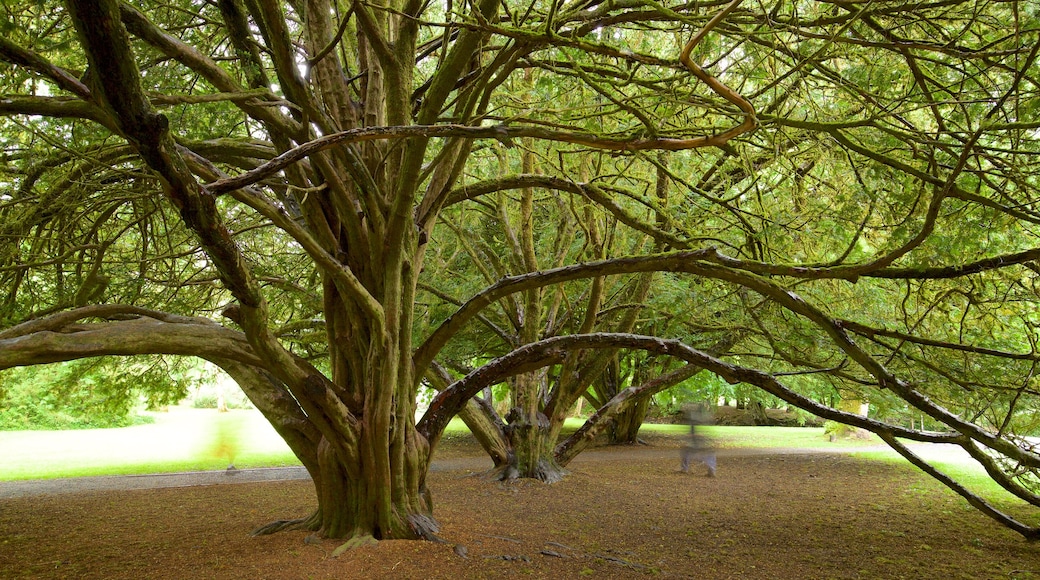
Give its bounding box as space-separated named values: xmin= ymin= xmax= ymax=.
xmin=748 ymin=400 xmax=771 ymax=425
xmin=607 ymin=395 xmax=650 ymax=444
xmin=495 ymin=371 xmax=566 ymax=482
xmin=457 ymin=398 xmax=509 ymax=466
xmin=500 ymin=408 xmax=567 ymax=483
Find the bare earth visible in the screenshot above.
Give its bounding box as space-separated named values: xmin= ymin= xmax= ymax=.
xmin=2 ymin=433 xmax=1039 ymax=579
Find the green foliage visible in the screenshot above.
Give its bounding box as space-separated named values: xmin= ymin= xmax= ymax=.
xmin=0 ymin=356 xmax=203 ymax=430
xmin=0 ymin=376 xmax=142 ymax=430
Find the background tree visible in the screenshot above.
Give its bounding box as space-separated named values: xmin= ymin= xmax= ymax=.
xmin=3 ymin=0 xmax=1040 ymax=545
xmin=0 ymin=356 xmax=198 ymax=429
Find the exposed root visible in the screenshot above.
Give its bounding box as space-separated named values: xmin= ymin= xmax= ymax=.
xmin=535 ymin=464 xmax=568 ymax=484
xmin=407 ymin=513 xmax=444 ymax=542
xmin=482 ymin=464 xmax=518 ymax=482
xmin=478 ymin=533 xmax=522 ymax=543
xmin=481 ymin=458 xmax=570 ymax=484
xmin=251 ymin=511 xmax=320 ymax=536
xmin=593 ymin=552 xmax=650 ymax=570
xmin=331 ymin=534 xmax=378 ymax=557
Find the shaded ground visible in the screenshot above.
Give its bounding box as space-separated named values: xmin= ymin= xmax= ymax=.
xmin=2 ymin=433 xmax=1039 ymax=579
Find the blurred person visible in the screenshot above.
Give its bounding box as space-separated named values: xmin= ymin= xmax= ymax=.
xmin=680 ymin=405 xmax=716 ymax=477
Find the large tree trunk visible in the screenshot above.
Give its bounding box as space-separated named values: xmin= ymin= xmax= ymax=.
xmin=253 ymin=425 xmax=436 ymax=541
xmin=250 ymin=263 xmax=440 ymax=541
xmin=311 ymin=429 xmax=435 ymax=540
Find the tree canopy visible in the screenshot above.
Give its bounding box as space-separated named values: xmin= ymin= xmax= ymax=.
xmin=2 ymin=0 xmax=1040 ymax=542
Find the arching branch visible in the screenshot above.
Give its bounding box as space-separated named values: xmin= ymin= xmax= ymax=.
xmin=417 ymin=332 xmax=967 ymax=450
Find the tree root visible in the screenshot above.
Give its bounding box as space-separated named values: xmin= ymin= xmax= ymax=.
xmin=250 ymin=511 xmax=320 ymax=536
xmin=484 ymin=460 xmax=569 ymax=484
xmin=331 ymin=534 xmax=378 ymax=557
xmin=609 ymin=437 xmax=649 ymax=447
xmin=407 ymin=513 xmax=444 ymax=542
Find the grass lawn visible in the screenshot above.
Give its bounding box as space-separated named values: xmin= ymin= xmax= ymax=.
xmin=640 ymin=422 xmax=885 ymax=449
xmin=1 ymin=408 xmax=982 ymax=485
xmin=0 ymin=406 xmax=479 ymax=481
xmin=0 ymin=406 xmax=299 ymax=480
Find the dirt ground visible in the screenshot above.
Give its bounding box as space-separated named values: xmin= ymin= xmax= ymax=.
xmin=2 ymin=433 xmax=1040 ymax=579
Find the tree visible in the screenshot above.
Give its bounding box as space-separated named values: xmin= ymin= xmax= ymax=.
xmin=4 ymin=0 xmax=1040 ymax=544
xmin=423 ymin=154 xmax=731 ymax=477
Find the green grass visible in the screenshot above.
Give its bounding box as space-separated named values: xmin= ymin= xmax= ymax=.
xmin=854 ymin=448 xmax=1019 ymax=506
xmin=641 ymin=423 xmax=885 ymax=450
xmin=0 ymin=408 xmax=477 ymax=481
xmin=0 ymin=406 xmax=300 ymax=481
xmin=0 ymin=409 xmax=989 ymax=489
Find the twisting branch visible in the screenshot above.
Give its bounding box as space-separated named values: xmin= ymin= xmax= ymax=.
xmin=204 ymin=121 xmax=754 ymax=197
xmin=417 ymin=332 xmax=964 ymax=449
xmin=677 ymin=0 xmax=758 ymax=143
xmin=840 ymin=320 xmax=1040 ymax=361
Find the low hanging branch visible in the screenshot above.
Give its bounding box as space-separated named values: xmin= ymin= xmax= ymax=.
xmin=417 ymin=332 xmax=964 ymax=448
xmin=877 ymin=432 xmax=1040 ymax=541
xmin=0 ymin=314 xmax=263 ymax=370
xmin=554 ymin=362 xmax=707 ymax=466
xmin=416 ymin=248 xmax=1040 ymax=467
xmin=417 ymin=332 xmax=1040 ymax=539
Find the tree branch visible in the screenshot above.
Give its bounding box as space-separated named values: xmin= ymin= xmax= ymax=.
xmin=877 ymin=432 xmax=1040 ymax=541
xmin=0 ymin=36 xmax=92 ymax=99
xmin=0 ymin=316 xmax=262 ymax=369
xmin=417 ymin=332 xmax=965 ymax=449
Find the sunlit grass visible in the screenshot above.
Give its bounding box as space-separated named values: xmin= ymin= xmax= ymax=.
xmin=641 ymin=423 xmax=884 ymax=449
xmin=0 ymin=410 xmax=482 ymax=481
xmin=0 ymin=408 xmax=995 ymax=491
xmin=854 ymin=447 xmax=1019 ymax=506
xmin=0 ymin=406 xmax=299 ymax=481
